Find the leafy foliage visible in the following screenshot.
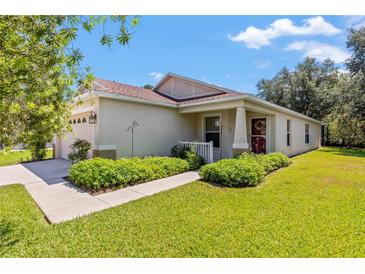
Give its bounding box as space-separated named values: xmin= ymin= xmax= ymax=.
xmin=69 ymin=156 xmax=189 ymax=191
xmin=0 ymin=16 xmax=139 ymax=159
xmin=200 ymin=158 xmax=265 ymax=187
xmin=257 ymin=57 xmax=340 ymax=121
xmin=262 ymin=152 xmax=290 ymax=170
xmin=142 ymin=84 xmax=154 ymax=90
xmin=68 ymin=139 xmax=92 ymax=163
xmin=201 ymin=152 xmax=290 ymax=187
xmin=326 ymin=110 xmax=365 ymax=148
xmin=170 ymin=145 xmax=205 ymax=170
xmin=257 ymin=27 xmax=365 ymax=147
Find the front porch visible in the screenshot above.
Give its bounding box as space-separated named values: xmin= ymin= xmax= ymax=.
xmin=178 ymin=100 xmax=275 ymax=162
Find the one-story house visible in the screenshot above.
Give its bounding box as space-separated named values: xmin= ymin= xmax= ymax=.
xmin=54 ymin=73 xmax=321 ymax=162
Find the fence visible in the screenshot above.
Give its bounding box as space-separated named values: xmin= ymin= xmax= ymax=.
xmin=178 ymin=141 xmax=214 ymax=163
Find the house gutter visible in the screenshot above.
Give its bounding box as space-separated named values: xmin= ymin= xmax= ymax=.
xmin=179 ymin=94 xmax=321 ymax=124
xmin=73 ymin=88 xmax=321 ymax=124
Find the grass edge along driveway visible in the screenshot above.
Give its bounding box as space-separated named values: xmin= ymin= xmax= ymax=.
xmin=0 ymin=147 xmax=364 ymax=257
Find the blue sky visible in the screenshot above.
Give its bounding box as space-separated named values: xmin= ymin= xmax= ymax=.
xmin=75 ymin=16 xmax=364 ymax=94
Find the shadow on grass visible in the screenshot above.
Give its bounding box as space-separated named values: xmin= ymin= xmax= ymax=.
xmin=0 ymin=218 xmax=20 ymax=249
xmin=321 ymin=146 xmax=365 ymax=158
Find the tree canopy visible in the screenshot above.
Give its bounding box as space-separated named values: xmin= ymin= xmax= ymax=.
xmin=257 ymin=27 xmax=365 ymax=147
xmin=0 ymin=16 xmax=139 ymax=158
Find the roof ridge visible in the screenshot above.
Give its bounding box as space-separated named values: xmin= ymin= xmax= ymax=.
xmin=94 ymin=77 xmax=152 ymax=93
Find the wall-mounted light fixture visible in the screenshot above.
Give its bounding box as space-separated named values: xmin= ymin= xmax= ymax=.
xmin=89 ymin=111 xmax=97 ymax=124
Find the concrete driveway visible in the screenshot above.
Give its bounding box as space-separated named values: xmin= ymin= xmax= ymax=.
xmin=0 ymin=159 xmax=71 ymax=186
xmin=0 ymin=159 xmax=111 ymax=223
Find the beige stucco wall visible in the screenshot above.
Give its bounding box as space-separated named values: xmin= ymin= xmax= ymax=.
xmin=195 ymin=109 xmax=235 ymax=159
xmin=193 ymin=105 xmax=320 ymax=159
xmin=58 ymin=113 xmax=95 ymax=159
xmin=98 ymin=97 xmax=197 ymax=158
xmin=55 ymin=98 xmax=97 ymax=160
xmin=274 ymin=112 xmax=321 ymax=156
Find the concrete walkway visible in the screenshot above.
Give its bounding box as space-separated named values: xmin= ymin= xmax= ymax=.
xmin=0 ymin=159 xmax=200 ymax=224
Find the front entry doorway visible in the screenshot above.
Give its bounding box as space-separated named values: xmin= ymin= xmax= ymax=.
xmin=251 ymin=118 xmax=266 ymax=154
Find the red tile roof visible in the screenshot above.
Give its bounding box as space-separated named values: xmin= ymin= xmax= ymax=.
xmin=90 ymin=77 xmax=242 ymax=105
xmin=93 ymin=78 xmax=176 ymax=104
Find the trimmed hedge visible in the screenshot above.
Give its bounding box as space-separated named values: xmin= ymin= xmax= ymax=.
xmin=200 ymin=152 xmax=290 ymax=187
xmin=263 ymin=152 xmax=290 ymax=170
xmin=200 ymin=159 xmax=265 ymax=187
xmin=239 ymin=152 xmax=290 ymax=173
xmin=69 ymin=156 xmax=189 ymax=191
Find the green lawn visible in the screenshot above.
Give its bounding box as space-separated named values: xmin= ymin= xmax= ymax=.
xmin=0 ymin=149 xmax=53 ymax=167
xmin=1 ymin=147 xmax=365 ymax=257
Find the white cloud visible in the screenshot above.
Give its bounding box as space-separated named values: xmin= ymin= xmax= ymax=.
xmin=344 ymin=16 xmax=365 ymax=28
xmin=229 ymin=16 xmax=342 ymax=49
xmin=285 ymin=40 xmax=350 ymax=63
xmin=148 ymin=72 xmax=164 ymax=81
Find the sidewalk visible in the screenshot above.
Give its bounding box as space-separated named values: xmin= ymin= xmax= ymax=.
xmin=0 ymin=160 xmax=200 ymax=224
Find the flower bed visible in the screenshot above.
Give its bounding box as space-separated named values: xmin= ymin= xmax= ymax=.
xmin=200 ymin=152 xmax=290 ymax=187
xmin=69 ymin=156 xmax=189 ymax=192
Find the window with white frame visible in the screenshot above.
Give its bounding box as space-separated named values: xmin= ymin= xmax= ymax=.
xmin=305 ymin=123 xmax=310 ymax=144
xmin=286 ymin=119 xmax=291 ymax=146
xmin=205 ymin=116 xmax=220 ymax=148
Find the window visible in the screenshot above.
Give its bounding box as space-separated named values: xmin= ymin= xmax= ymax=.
xmin=205 ymin=116 xmax=220 ymax=148
xmin=286 ymin=120 xmax=291 ymax=146
xmin=305 ymin=124 xmax=310 ymax=144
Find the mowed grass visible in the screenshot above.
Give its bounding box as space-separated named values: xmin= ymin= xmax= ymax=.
xmin=0 ymin=149 xmax=53 ymax=167
xmin=0 ymin=147 xmax=365 ymax=257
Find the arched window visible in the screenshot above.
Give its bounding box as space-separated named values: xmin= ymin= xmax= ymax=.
xmin=73 ymin=119 xmax=76 ymax=124
xmin=77 ymin=118 xmax=81 ymax=123
xmin=69 ymin=120 xmax=72 ymax=124
xmin=82 ymin=117 xmax=87 ymax=123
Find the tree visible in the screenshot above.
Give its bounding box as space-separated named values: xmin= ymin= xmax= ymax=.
xmin=0 ymin=16 xmax=139 ymax=159
xmin=326 ymin=111 xmax=365 ymax=148
xmin=142 ymin=84 xmax=154 ymax=90
xmin=325 ymin=73 xmax=365 ymax=148
xmin=257 ymin=57 xmax=340 ymax=120
xmin=346 ymin=27 xmax=365 ymax=121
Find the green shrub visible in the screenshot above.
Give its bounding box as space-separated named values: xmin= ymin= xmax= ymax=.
xmin=184 ymin=151 xmax=205 ymax=170
xmin=170 ymin=145 xmax=190 ymax=158
xmin=69 ymin=158 xmax=119 ymax=190
xmin=69 ymin=156 xmax=189 ymax=191
xmin=239 ymin=152 xmax=274 ymax=173
xmin=200 ymin=159 xmax=265 ymax=187
xmin=263 ymin=152 xmax=290 ymax=170
xmin=68 ymin=139 xmax=91 ymax=163
xmin=238 ymin=152 xmax=290 ymax=173
xmin=170 ymin=145 xmax=205 ymax=170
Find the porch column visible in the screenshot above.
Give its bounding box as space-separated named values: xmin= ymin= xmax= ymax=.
xmin=232 ymin=106 xmax=249 ymax=156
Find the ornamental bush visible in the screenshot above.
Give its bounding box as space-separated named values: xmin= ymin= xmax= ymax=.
xmin=69 ymin=156 xmax=189 ymax=191
xmin=262 ymin=152 xmax=290 ymax=170
xmin=200 ymin=159 xmax=265 ymax=187
xmin=201 ymin=152 xmax=290 ymax=187
xmin=238 ymin=152 xmax=274 ymax=173
xmin=238 ymin=152 xmax=290 ymax=173
xmin=68 ymin=139 xmax=91 ymax=163
xmin=170 ymin=145 xmax=205 ymax=170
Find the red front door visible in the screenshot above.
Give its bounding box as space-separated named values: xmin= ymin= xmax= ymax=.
xmin=251 ymin=118 xmax=266 ymax=154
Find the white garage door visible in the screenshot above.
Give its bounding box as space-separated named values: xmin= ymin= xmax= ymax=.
xmin=61 ymin=115 xmax=93 ymax=160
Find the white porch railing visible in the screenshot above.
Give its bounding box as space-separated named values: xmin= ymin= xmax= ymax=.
xmin=178 ymin=141 xmax=214 ymax=163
